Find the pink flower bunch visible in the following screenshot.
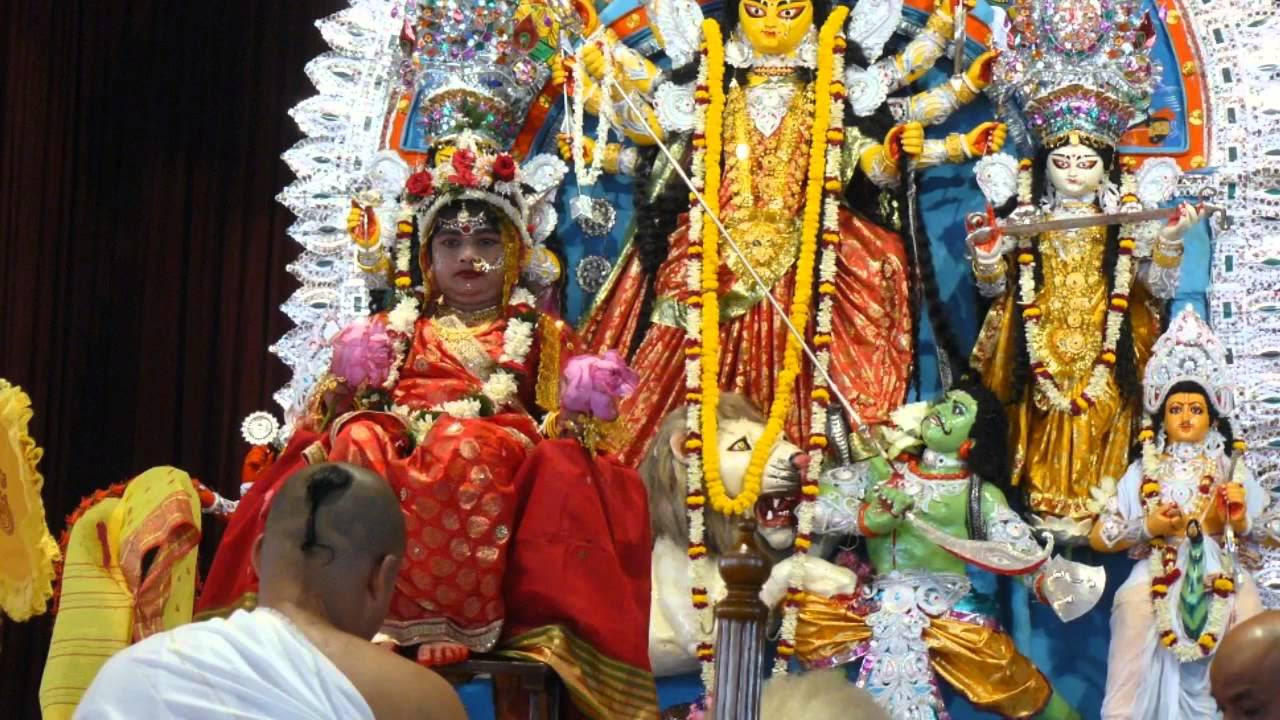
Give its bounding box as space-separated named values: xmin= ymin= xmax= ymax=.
xmin=560 ymin=350 xmax=639 ymax=421
xmin=329 ymin=317 xmax=396 ymax=389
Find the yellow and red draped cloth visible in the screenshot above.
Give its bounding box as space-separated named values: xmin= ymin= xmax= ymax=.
xmin=582 ymin=207 xmax=912 ymax=467
xmin=200 ymin=313 xmax=572 ymax=651
xmin=794 ymin=592 xmax=1052 ymax=719
xmin=40 ymin=467 xmax=201 ymax=720
xmin=971 ymin=238 xmax=1160 ymax=520
xmin=0 ymin=380 xmax=59 ymax=622
xmin=495 ymin=439 xmax=658 ymax=719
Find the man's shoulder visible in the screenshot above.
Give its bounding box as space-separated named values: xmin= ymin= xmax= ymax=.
xmin=332 ymin=641 xmax=465 ymax=720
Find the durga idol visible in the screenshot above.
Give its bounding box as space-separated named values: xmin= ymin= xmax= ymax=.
xmin=568 ymin=0 xmax=1008 ymax=473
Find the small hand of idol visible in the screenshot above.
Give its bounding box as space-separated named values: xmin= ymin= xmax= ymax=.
xmin=935 ymin=0 xmax=977 ymax=18
xmin=886 ymin=122 xmax=925 ymax=162
xmin=965 ymin=121 xmax=1007 ymax=156
xmin=1215 ymin=482 xmax=1248 ymax=532
xmin=1145 ymin=501 xmax=1186 ymax=538
xmin=865 ymin=485 xmax=914 ymax=533
xmin=1159 ymin=202 xmax=1203 ymax=243
xmin=965 ymin=50 xmax=999 ymax=91
xmin=965 ymin=223 xmax=1009 ymax=265
xmin=551 ymin=55 xmax=571 ymax=89
xmin=581 ymin=40 xmax=610 ymax=82
xmin=557 ymin=133 xmax=595 ymax=162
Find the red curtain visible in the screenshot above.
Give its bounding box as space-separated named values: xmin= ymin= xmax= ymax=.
xmin=1 ymin=1 xmax=345 ymax=714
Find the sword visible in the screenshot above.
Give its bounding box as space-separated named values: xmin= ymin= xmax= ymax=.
xmin=1220 ymin=449 xmax=1245 ymax=585
xmin=903 ymin=510 xmax=1052 ymax=576
xmin=965 ymin=202 xmax=1228 ymax=251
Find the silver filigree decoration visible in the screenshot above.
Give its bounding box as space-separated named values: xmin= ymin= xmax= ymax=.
xmin=644 ymin=0 xmax=704 ymax=68
xmin=576 ymin=255 xmax=613 ymax=293
xmin=570 ymin=195 xmax=617 ymax=237
xmin=653 ymin=81 xmax=696 ymax=133
xmin=843 ymin=66 xmax=888 ymax=118
xmin=746 ymin=81 xmax=797 ymax=136
xmin=897 ymin=463 xmax=969 ymax=515
xmin=860 ymin=571 xmax=967 ymax=719
xmin=973 ymin=153 xmax=1020 ymax=205
xmin=241 ymin=411 xmax=282 ymax=447
xmin=814 ymin=464 xmax=870 ymax=535
xmin=1134 ymin=156 xmax=1182 ymax=207
xmin=845 ymin=0 xmax=904 ymax=63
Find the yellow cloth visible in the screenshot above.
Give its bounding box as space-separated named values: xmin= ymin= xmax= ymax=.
xmin=972 ymin=229 xmax=1158 ymax=519
xmin=0 ymin=380 xmax=60 ymax=622
xmin=496 ymin=626 xmax=660 ymax=720
xmin=39 ymin=467 xmax=201 ymax=720
xmin=796 ymin=593 xmax=1052 ymax=718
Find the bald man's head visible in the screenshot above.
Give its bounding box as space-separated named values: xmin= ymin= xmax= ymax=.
xmin=1211 ymin=610 xmax=1280 ymax=720
xmin=254 ymin=463 xmax=406 ymax=639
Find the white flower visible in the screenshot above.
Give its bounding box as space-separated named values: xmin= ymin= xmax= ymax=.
xmin=387 ymin=296 xmax=420 ymax=335
xmin=435 ymin=398 xmax=482 ymax=419
xmin=685 ymin=358 xmax=701 ymax=387
xmin=391 ymin=404 xmax=433 ymax=441
xmin=500 ymin=317 xmax=534 ymax=363
xmin=819 ymin=252 xmax=838 ymax=280
xmin=481 ymin=370 xmax=519 ymax=407
xmin=508 ymin=286 xmax=537 ymax=308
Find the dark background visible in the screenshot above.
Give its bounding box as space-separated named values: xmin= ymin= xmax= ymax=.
xmin=1 ymin=2 xmax=346 ymax=715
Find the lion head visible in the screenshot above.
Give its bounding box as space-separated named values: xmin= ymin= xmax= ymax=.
xmin=640 ymin=394 xmax=804 ymax=557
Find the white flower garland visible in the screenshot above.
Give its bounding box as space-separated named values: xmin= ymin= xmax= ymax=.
xmin=480 ymin=370 xmax=520 ymax=408
xmin=499 ymin=316 xmax=535 ymax=364
xmin=771 ymin=28 xmax=845 ymax=677
xmin=392 ymin=403 xmax=436 ymax=444
xmin=683 ymin=36 xmax=718 ymax=696
xmin=571 ymin=35 xmax=615 ymax=187
xmin=380 ymin=233 xmax=534 ymax=414
xmin=435 ymin=397 xmax=484 ymax=419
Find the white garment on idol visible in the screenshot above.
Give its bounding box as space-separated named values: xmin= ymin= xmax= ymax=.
xmin=74 ymin=608 xmax=373 ymax=720
xmin=1099 ymin=449 xmax=1267 ymax=720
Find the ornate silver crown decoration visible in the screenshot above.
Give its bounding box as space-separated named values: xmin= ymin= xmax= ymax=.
xmin=405 ymin=0 xmax=552 ymax=152
xmin=993 ymin=0 xmax=1158 ymax=151
xmin=1143 ymin=305 xmax=1235 ymax=417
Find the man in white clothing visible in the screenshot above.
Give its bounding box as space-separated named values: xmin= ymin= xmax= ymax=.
xmin=76 ymin=462 xmax=466 ymax=720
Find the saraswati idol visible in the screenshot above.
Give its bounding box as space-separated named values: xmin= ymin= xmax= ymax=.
xmin=969 ymin=0 xmax=1206 ymax=539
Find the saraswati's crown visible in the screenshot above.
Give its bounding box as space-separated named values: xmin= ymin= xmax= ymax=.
xmin=994 ymin=0 xmax=1158 ymax=150
xmin=405 ymin=0 xmax=553 ymax=151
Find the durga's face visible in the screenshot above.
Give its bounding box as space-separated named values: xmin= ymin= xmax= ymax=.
xmin=739 ymin=0 xmax=813 ymax=57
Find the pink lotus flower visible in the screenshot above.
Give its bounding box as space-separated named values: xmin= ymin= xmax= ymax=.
xmin=330 ymin=317 xmax=396 ymax=388
xmin=560 ymin=350 xmax=639 ymax=421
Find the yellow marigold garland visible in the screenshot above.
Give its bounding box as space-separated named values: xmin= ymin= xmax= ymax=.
xmin=710 ymin=10 xmax=843 ymax=517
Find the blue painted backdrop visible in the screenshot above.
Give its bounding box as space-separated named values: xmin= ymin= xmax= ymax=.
xmin=456 ymin=0 xmax=1211 ymax=714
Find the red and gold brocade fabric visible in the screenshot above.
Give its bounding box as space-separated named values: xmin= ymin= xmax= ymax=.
xmin=197 ymin=312 xmax=579 ymax=653
xmin=497 ymin=439 xmax=658 ymax=719
xmin=583 ymin=208 xmax=912 ymax=467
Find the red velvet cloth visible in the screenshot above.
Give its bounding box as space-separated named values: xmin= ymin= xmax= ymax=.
xmin=500 ymin=439 xmax=652 ymax=670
